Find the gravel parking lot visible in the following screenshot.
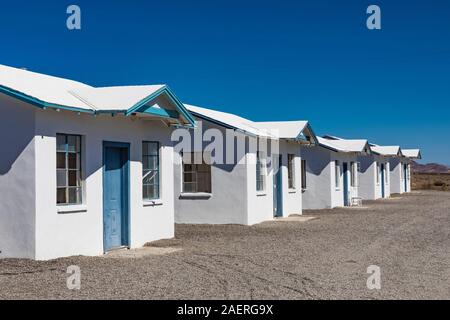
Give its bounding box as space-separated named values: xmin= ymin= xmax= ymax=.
xmin=1 ymin=190 xmax=449 ymax=299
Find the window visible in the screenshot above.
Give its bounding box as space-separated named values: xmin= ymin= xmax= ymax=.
xmin=385 ymin=163 xmax=389 ymax=184
xmin=256 ymin=151 xmax=266 ymax=192
xmin=376 ymin=163 xmax=380 ymax=184
xmin=350 ymin=162 xmax=357 ymax=187
xmin=143 ymin=142 xmax=160 ymax=200
xmin=288 ymin=154 xmax=296 ymax=189
xmin=182 ymin=152 xmax=211 ymax=193
xmin=301 ymin=159 xmax=307 ymax=190
xmin=57 ymin=134 xmax=82 ymax=205
xmin=335 ymin=160 xmax=341 ymax=189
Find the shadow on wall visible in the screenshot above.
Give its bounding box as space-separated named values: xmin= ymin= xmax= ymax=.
xmin=0 ymin=96 xmax=35 ymax=175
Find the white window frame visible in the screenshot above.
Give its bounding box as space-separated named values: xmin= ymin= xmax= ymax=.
xmin=56 ymin=133 xmax=83 ymax=206
xmin=376 ymin=162 xmax=380 ymax=185
xmin=142 ymin=141 xmax=161 ymax=201
xmin=335 ymin=160 xmax=341 ymax=190
xmin=256 ymin=151 xmax=266 ymax=192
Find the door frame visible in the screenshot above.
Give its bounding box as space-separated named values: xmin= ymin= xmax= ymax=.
xmin=273 ymin=154 xmax=283 ymax=217
xmin=380 ymin=163 xmax=385 ymax=198
xmin=403 ymin=163 xmax=408 ymax=192
xmin=102 ymin=141 xmax=131 ymax=252
xmin=343 ymin=162 xmax=349 ymax=206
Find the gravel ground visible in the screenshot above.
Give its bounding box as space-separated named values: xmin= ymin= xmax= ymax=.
xmin=1 ymin=190 xmax=449 ymax=300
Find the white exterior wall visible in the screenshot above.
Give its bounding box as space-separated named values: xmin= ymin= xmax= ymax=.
xmin=357 ymin=154 xmax=377 ymax=200
xmin=405 ymin=162 xmax=411 ymax=192
xmin=389 ymin=158 xmax=403 ymax=194
xmin=301 ymin=145 xmax=359 ymax=209
xmin=0 ymin=96 xmax=36 ymax=259
xmin=301 ymin=145 xmax=332 ymax=209
xmin=34 ymin=109 xmax=175 ymax=260
xmin=246 ymin=139 xmax=302 ymax=225
xmin=330 ymin=153 xmax=359 ymax=208
xmin=393 ymin=159 xmax=411 ymax=193
xmin=174 ymin=120 xmax=302 ymax=225
xmin=174 ymin=121 xmax=248 ymax=225
xmin=245 ymin=146 xmax=274 ymax=225
xmin=278 ymin=140 xmax=302 ymax=216
xmin=358 ymin=154 xmax=390 ymax=200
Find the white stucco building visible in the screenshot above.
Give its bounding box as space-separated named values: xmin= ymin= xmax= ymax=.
xmin=358 ymin=145 xmax=403 ymax=200
xmin=301 ymin=136 xmax=371 ymax=209
xmin=0 ymin=64 xmax=195 ymax=260
xmin=390 ymin=149 xmax=422 ymax=194
xmin=173 ymin=104 xmax=317 ymax=225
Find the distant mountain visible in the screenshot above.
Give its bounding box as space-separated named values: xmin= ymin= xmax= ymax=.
xmin=411 ymin=161 xmax=450 ymax=174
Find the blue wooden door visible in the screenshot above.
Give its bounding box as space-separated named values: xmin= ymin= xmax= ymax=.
xmin=103 ymin=143 xmax=129 ymax=252
xmin=343 ymin=162 xmax=349 ymax=206
xmin=381 ymin=163 xmax=385 ymax=198
xmin=273 ymin=155 xmax=283 ymax=217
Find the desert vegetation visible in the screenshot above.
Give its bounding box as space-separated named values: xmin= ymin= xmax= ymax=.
xmin=412 ymin=172 xmax=450 ymax=191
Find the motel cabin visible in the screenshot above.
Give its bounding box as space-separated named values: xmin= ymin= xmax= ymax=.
xmin=358 ymin=145 xmax=403 ymax=200
xmin=0 ymin=64 xmax=195 ymax=260
xmin=0 ymin=64 xmax=424 ymax=260
xmin=390 ymin=149 xmax=422 ymax=194
xmin=173 ymin=104 xmax=317 ymax=225
xmin=301 ymin=135 xmax=371 ymax=209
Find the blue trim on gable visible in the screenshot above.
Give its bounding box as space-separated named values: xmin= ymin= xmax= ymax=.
xmin=0 ymin=85 xmax=95 ymax=114
xmin=125 ymin=85 xmax=196 ymax=127
xmin=304 ymin=123 xmax=319 ymax=145
xmin=138 ymin=105 xmax=180 ymax=118
xmin=0 ymin=84 xmax=195 ymax=127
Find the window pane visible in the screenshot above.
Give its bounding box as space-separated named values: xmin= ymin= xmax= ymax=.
xmin=57 ymin=152 xmax=66 ymax=169
xmin=197 ymin=163 xmax=210 ymax=173
xmin=183 ymin=182 xmax=196 ymax=193
xmin=197 ymin=172 xmax=211 ymax=193
xmin=143 ymin=170 xmax=158 ymax=184
xmin=183 ymin=172 xmax=195 ymax=183
xmin=147 ymin=156 xmax=158 ymax=170
xmin=143 ymin=142 xmax=158 ymax=156
xmin=68 ymin=153 xmax=80 ymax=169
xmin=56 ymin=135 xmax=66 ymax=152
xmin=143 ymin=184 xmax=159 ymax=200
xmin=67 ymin=135 xmax=80 ymax=152
xmin=57 ymin=170 xmax=67 ymax=187
xmin=68 ymin=187 xmax=81 ymax=204
xmin=68 ymin=170 xmax=80 ymax=187
xmin=57 ymin=188 xmax=66 ymax=204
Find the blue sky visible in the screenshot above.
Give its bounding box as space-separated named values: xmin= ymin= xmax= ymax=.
xmin=1 ymin=0 xmax=449 ymax=164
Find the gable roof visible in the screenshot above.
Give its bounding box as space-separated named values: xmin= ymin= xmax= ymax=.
xmin=402 ymin=149 xmax=422 ymax=159
xmin=370 ymin=145 xmax=403 ymax=157
xmin=0 ymin=64 xmax=195 ymax=127
xmin=185 ymin=104 xmax=274 ymax=137
xmin=184 ymin=104 xmax=316 ymax=143
xmin=318 ymin=136 xmax=370 ymax=153
xmin=253 ymin=121 xmax=318 ymax=144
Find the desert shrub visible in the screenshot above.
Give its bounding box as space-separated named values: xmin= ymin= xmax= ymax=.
xmin=434 ymin=180 xmax=445 ymax=187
